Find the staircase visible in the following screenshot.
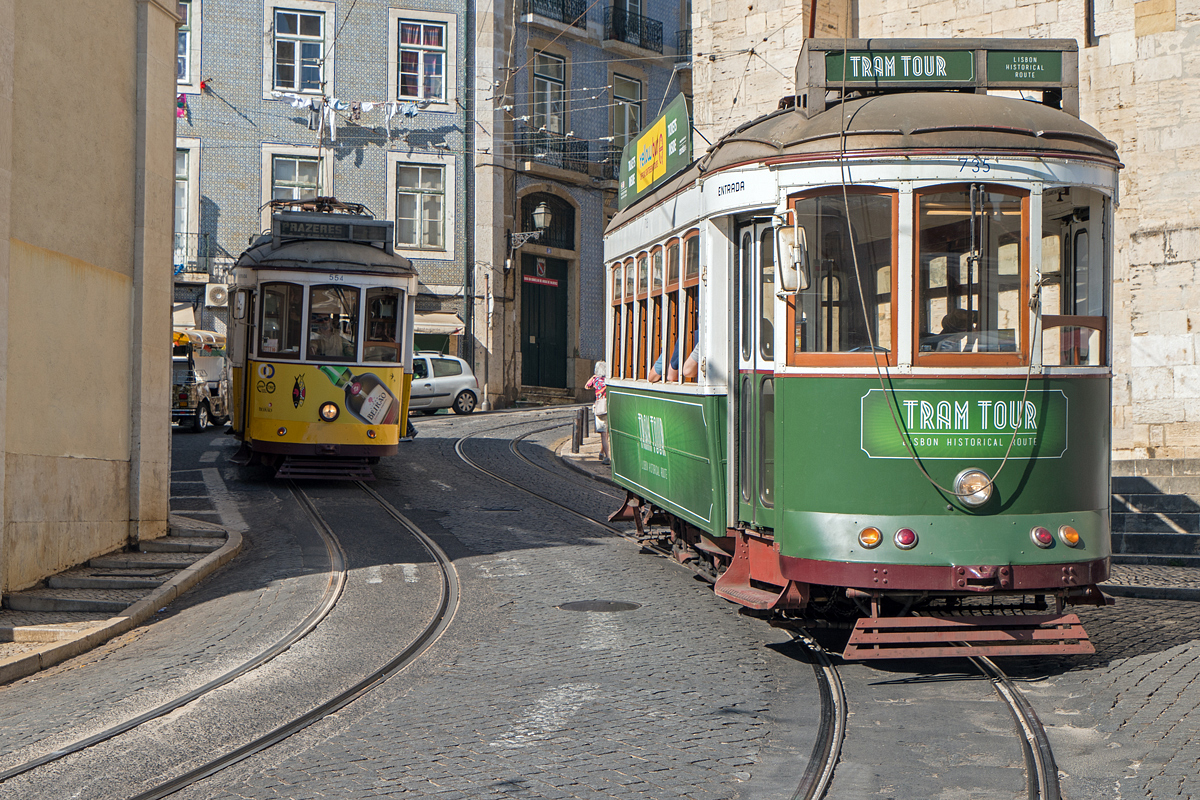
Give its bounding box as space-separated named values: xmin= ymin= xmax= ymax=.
xmin=1111 ymin=459 xmax=1200 ymax=566
xmin=515 ymin=386 xmax=579 ymax=407
xmin=1 ymin=518 xmax=226 ymax=626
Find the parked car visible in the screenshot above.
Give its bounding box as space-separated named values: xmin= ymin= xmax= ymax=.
xmin=409 ymin=353 xmax=479 ymax=415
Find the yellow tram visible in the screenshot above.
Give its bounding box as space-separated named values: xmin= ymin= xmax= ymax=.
xmin=228 ymin=199 xmax=418 ymax=478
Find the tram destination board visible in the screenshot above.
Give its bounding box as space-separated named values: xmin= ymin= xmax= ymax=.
xmin=275 ymin=217 xmax=391 ymax=244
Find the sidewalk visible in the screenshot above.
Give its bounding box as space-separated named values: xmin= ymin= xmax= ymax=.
xmin=0 ymin=515 xmax=240 ymax=684
xmin=556 ymin=433 xmax=1200 ymax=602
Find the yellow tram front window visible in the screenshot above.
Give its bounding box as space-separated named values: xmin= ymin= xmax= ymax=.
xmin=916 ymin=186 xmax=1025 ymax=364
xmin=260 ymin=282 xmax=304 ymax=358
xmin=307 ymin=284 xmax=360 ymax=362
xmin=364 ymin=287 xmax=402 ymax=363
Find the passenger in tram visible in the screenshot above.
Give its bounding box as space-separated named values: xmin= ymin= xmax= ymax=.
xmin=649 ymin=338 xmax=699 ymax=382
xmin=923 ymin=308 xmax=976 ymax=352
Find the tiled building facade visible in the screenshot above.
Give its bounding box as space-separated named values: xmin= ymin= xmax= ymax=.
xmin=174 ymin=0 xmax=473 ymax=349
xmin=474 ymin=0 xmax=691 ymax=404
xmin=690 ymin=0 xmax=1200 ymax=462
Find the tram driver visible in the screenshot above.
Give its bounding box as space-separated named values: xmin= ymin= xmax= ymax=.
xmin=308 ymin=313 xmax=352 ymax=359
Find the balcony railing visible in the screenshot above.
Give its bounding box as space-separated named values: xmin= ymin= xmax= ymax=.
xmin=514 ymin=126 xmax=592 ymax=175
xmin=603 ymin=7 xmax=663 ymax=53
xmin=173 ymin=232 xmax=232 ymax=282
xmin=523 ymin=0 xmax=587 ymax=28
xmin=676 ymin=28 xmax=692 ymax=63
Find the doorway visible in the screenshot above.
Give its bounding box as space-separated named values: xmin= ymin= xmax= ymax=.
xmin=520 ymin=254 xmax=568 ymax=388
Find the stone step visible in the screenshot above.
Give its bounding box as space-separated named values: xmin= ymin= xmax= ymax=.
xmin=1113 ymin=531 xmax=1200 ymax=556
xmin=4 ymin=588 xmax=144 ymax=613
xmin=1112 ymin=511 xmax=1200 ymax=534
xmin=1111 ymin=553 xmax=1200 ymax=568
xmin=140 ymin=536 xmax=222 ymax=554
xmin=1113 ymin=458 xmax=1200 ymax=478
xmin=90 ymin=552 xmax=202 ymax=570
xmin=48 ymin=566 xmax=174 ymax=590
xmin=1112 ymin=476 xmax=1200 ymax=496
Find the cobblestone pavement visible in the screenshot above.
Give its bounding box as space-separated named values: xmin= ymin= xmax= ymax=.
xmin=164 ymin=413 xmax=823 ymax=800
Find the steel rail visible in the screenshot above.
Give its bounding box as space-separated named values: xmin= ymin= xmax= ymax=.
xmin=970 ymin=655 xmax=1061 ymax=800
xmin=508 ymin=427 xmax=624 ymax=501
xmin=787 ymin=629 xmax=846 ymax=800
xmin=125 ymin=482 xmax=460 ymax=800
xmin=0 ymin=482 xmax=349 ymax=785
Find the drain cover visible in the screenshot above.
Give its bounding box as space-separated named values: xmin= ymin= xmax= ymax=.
xmin=558 ymin=600 xmax=641 ymax=613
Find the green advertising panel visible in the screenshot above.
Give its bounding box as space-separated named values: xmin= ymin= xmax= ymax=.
xmin=825 ymin=50 xmax=974 ymax=84
xmin=617 ymin=94 xmax=692 ymax=211
xmin=860 ymin=388 xmax=1068 ymax=460
xmin=986 ymin=51 xmax=1063 ymax=84
xmin=608 ymin=388 xmax=721 ymax=530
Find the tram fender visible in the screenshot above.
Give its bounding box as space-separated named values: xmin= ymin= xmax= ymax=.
xmin=713 ymin=529 xmax=808 ymax=611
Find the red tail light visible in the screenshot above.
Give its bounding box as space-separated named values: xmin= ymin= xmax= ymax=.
xmin=894 ymin=528 xmax=918 ymax=550
xmin=1031 ymin=527 xmax=1054 ymax=548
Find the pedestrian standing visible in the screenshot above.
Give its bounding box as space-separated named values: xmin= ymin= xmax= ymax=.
xmin=585 ymin=361 xmax=610 ymax=465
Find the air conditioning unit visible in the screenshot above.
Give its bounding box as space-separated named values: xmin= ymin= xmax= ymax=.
xmin=205 ymin=282 xmax=229 ymax=308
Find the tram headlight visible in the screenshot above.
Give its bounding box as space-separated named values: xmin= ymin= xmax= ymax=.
xmin=954 ymin=468 xmax=993 ymax=507
xmin=1058 ymin=525 xmax=1081 ymax=547
xmin=319 ymin=402 xmax=340 ymax=422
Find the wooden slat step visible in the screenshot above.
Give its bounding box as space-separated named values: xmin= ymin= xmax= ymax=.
xmin=843 ymin=613 xmax=1094 ymax=660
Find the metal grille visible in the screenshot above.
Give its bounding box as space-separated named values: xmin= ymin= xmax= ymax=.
xmin=603 ymin=6 xmax=663 ymax=54
xmin=514 ymin=126 xmax=591 ymax=175
xmin=523 ymin=0 xmax=587 ymax=28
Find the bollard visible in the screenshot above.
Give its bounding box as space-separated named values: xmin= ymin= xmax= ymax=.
xmin=571 ymin=407 xmax=584 ymax=453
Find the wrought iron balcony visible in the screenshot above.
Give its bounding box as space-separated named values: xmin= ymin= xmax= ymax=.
xmin=603 ymin=7 xmax=663 ymax=54
xmin=523 ymin=0 xmax=587 ymax=28
xmin=676 ymin=28 xmax=692 ymax=63
xmin=514 ymin=125 xmax=592 ymax=175
xmin=173 ymin=232 xmax=232 ymax=282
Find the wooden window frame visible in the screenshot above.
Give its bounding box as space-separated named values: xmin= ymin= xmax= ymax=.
xmin=785 ymin=187 xmax=900 ymax=367
xmin=610 ymin=263 xmax=623 ymax=377
xmin=913 ymin=184 xmax=1030 ymax=368
xmin=681 ymin=230 xmax=701 ymax=383
xmin=664 ymin=238 xmax=680 ymax=383
xmin=636 ymin=252 xmax=649 ymax=380
xmin=623 ymin=258 xmax=635 ymax=378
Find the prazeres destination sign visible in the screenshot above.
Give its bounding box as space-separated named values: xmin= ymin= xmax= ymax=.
xmin=860 ymin=389 xmax=1068 ymax=460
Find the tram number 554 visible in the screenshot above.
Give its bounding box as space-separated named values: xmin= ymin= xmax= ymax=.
xmin=958 ymin=155 xmax=991 ymax=173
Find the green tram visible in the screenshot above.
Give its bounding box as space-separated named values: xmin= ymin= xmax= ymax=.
xmin=602 ymin=39 xmax=1120 ymax=659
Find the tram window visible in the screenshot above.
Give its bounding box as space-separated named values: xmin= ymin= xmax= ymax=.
xmin=739 ymin=377 xmax=752 ymax=503
xmin=623 ymin=261 xmax=635 ymax=378
xmin=916 ymin=187 xmax=1023 ymax=358
xmin=666 ymin=241 xmax=679 ymax=285
xmin=636 ymin=255 xmax=648 ymax=379
xmin=260 ymin=282 xmax=304 ymax=358
xmin=1040 ymin=187 xmax=1107 ymax=367
xmin=307 ymin=284 xmax=360 ymax=362
xmin=791 ymin=193 xmax=894 ymax=360
xmin=684 ymin=235 xmax=699 ymax=279
xmin=760 ymin=228 xmax=774 ymax=361
xmin=759 ymin=378 xmax=774 ymax=507
xmin=740 ymin=231 xmax=753 ymax=362
xmin=610 ymin=265 xmax=622 ymax=377
xmin=682 ymin=285 xmax=699 ymax=383
xmin=364 ymin=287 xmax=401 ymax=363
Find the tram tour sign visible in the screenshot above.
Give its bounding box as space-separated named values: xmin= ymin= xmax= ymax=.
xmin=859 ymin=389 xmax=1068 ymax=460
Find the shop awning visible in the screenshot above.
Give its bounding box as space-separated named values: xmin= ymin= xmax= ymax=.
xmin=414 ymin=311 xmax=464 ymax=335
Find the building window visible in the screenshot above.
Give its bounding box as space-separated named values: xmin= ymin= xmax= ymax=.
xmin=533 ymin=52 xmax=566 ymax=134
xmin=398 ymin=21 xmax=446 ymax=102
xmin=174 ymin=149 xmax=190 ymax=267
xmin=272 ymin=155 xmax=321 ymax=200
xmin=613 ymin=74 xmax=641 ymax=153
xmin=274 ymin=8 xmax=324 ymax=92
xmin=396 ymin=164 xmax=445 ymax=250
xmin=177 ymin=1 xmax=193 ymax=83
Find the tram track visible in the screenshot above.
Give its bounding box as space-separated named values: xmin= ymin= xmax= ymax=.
xmin=786 ymin=627 xmax=1061 ymax=800
xmin=0 ymin=481 xmax=458 ymax=800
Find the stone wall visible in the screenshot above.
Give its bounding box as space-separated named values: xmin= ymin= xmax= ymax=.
xmin=689 ymin=0 xmax=1200 ymax=461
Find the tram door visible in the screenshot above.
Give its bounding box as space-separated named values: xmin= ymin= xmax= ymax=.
xmin=735 ymin=221 xmax=775 ymax=531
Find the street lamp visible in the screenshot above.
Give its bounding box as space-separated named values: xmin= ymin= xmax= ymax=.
xmin=505 ymin=201 xmax=552 ymax=272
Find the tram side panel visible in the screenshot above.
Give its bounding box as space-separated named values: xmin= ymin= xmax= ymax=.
xmin=608 ymin=386 xmax=728 ymax=536
xmin=772 ymin=375 xmax=1111 ymax=583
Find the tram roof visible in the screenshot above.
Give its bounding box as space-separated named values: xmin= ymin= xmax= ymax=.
xmin=607 ymin=92 xmax=1119 ymax=231
xmin=236 ymin=236 xmax=416 ymax=276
